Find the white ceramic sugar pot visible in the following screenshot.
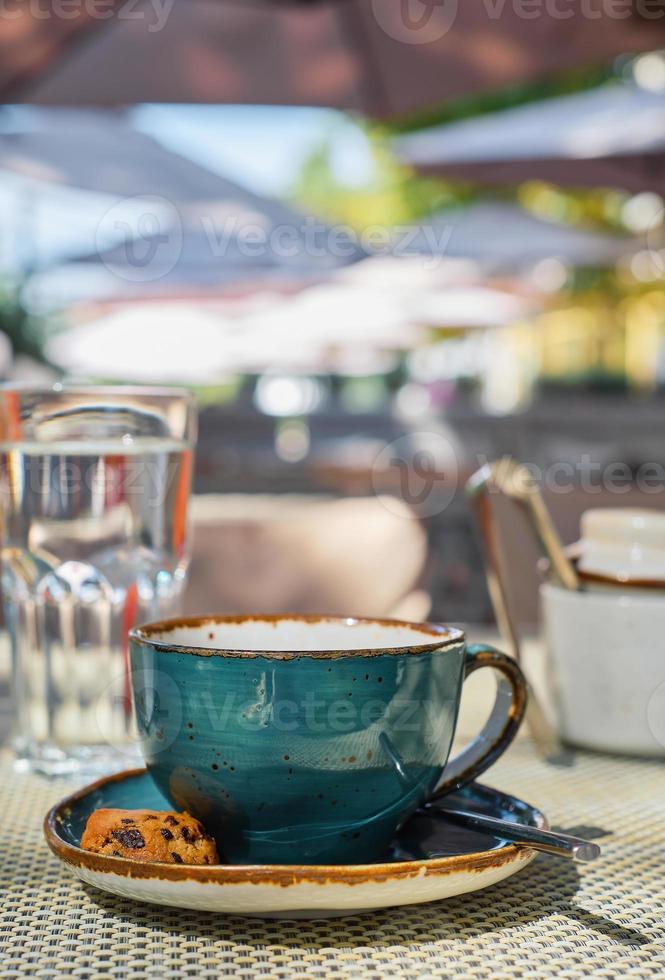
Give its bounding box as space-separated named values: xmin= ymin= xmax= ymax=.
xmin=541 ymin=508 xmax=665 ymax=756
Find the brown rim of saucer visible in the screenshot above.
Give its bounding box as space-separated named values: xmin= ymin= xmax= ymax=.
xmin=44 ymin=768 xmax=546 ymax=886
xmin=129 ymin=614 xmax=466 ymax=660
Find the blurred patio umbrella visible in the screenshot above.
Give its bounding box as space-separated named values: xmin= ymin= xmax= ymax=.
xmin=337 ymin=255 xmax=538 ymax=323
xmin=230 ymin=280 xmax=537 ymax=375
xmin=0 ymin=110 xmax=300 ymax=202
xmin=408 ymin=286 xmax=536 ymax=328
xmin=0 ymin=175 xmax=154 ymax=273
xmin=395 ymin=79 xmax=665 ymax=194
xmin=45 ymin=304 xmax=241 ymax=383
xmin=44 ymin=286 xmax=420 ymax=381
xmin=0 ymin=1 xmax=662 ymax=115
xmin=399 ymin=201 xmax=638 ymax=272
xmin=58 ymin=216 xmax=363 ymax=297
xmin=237 ymin=283 xmax=425 ymax=374
xmin=0 ymin=110 xmax=362 ymax=246
xmin=45 ymin=271 xmax=539 ymax=383
xmin=0 ymin=111 xmax=365 ymax=296
xmin=45 ymin=275 xmax=433 ymax=381
xmin=338 ymin=254 xmax=481 ymax=291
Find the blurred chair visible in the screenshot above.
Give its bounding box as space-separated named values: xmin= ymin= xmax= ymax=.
xmin=184 ymin=494 xmax=430 ymax=621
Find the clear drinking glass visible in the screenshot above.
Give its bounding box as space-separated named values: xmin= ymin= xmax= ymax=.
xmin=0 ymin=385 xmax=196 ymax=776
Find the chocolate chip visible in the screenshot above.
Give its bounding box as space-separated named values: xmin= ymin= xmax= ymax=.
xmin=171 ymin=852 xmax=183 ymax=863
xmin=160 ymin=828 xmax=174 ymax=841
xmin=120 ymin=818 xmax=134 ymax=825
xmin=145 ymin=815 xmax=157 ymax=821
xmin=111 ymin=828 xmax=145 ymax=849
xmin=180 ymin=826 xmax=198 ymax=843
xmin=112 ymin=850 xmax=122 ymax=857
xmin=164 ymin=816 xmax=178 ymax=826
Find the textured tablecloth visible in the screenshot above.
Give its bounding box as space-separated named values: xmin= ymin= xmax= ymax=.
xmin=2 ymin=734 xmax=664 ymax=979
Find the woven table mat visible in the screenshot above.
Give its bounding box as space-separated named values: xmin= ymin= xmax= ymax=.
xmin=1 ymin=742 xmax=664 ymax=980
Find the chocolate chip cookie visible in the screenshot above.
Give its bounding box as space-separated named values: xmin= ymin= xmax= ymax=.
xmin=81 ymin=809 xmax=219 ymax=865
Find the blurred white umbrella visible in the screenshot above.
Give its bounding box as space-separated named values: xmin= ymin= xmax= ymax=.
xmin=46 ymin=276 xmax=536 ymax=383
xmin=337 ymin=255 xmax=480 ymax=291
xmin=46 ymin=284 xmax=423 ymax=381
xmin=263 ymin=284 xmax=419 ymax=340
xmin=1 ymin=4 xmax=658 ymax=115
xmin=408 ymin=286 xmax=536 ymax=328
xmin=384 ymin=202 xmax=639 ymax=273
xmin=45 ymin=304 xmax=241 ymax=383
xmin=236 ymin=284 xmax=425 ymax=372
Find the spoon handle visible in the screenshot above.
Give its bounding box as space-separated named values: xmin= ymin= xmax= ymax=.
xmin=426 ymin=805 xmax=601 ymax=862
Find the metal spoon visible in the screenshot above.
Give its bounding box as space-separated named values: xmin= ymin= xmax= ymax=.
xmin=469 ymin=459 xmax=580 ymax=591
xmin=425 ymin=804 xmax=600 ymax=862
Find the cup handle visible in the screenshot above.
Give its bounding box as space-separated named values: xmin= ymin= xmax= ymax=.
xmin=430 ymin=643 xmax=528 ymax=801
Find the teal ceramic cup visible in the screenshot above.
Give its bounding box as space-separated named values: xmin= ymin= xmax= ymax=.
xmin=129 ymin=615 xmax=527 ymax=865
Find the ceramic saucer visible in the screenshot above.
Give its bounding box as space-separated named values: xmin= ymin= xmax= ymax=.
xmin=45 ymin=768 xmax=546 ymax=918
